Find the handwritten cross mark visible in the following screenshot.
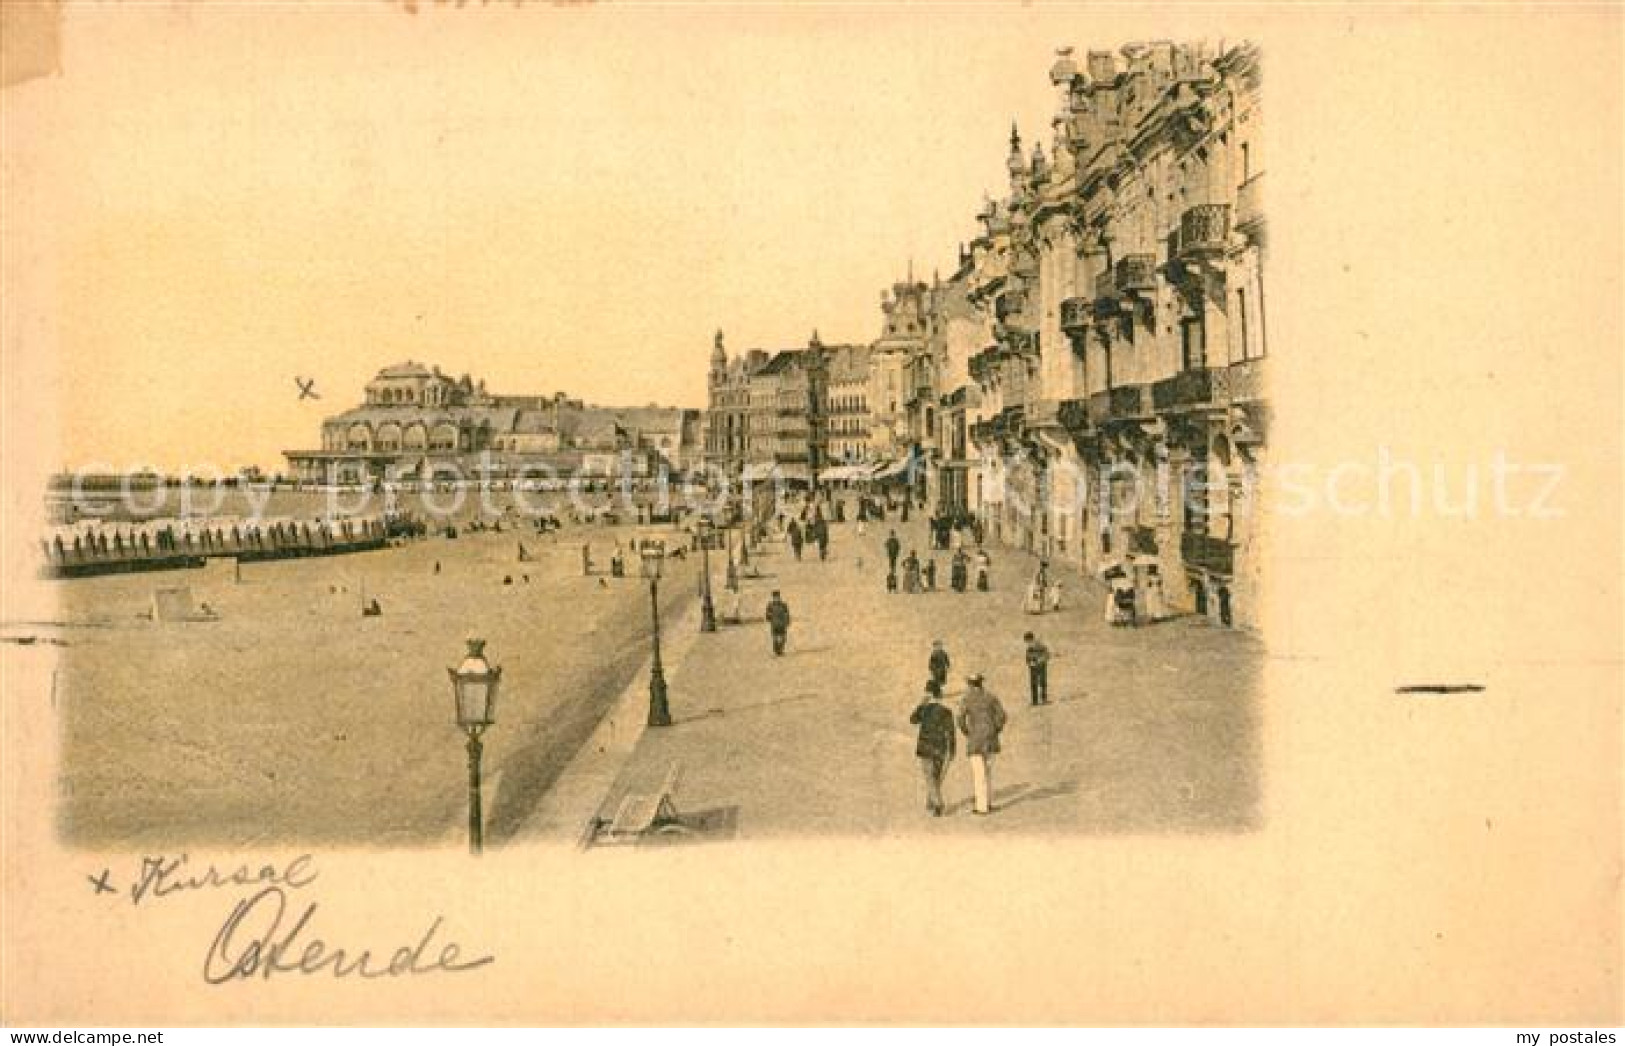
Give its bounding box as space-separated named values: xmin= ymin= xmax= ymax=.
xmin=87 ymin=868 xmax=115 ymax=896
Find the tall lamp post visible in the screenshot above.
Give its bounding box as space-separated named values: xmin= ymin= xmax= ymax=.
xmin=447 ymin=638 xmax=501 ymax=856
xmin=697 ymin=518 xmax=717 ymax=633
xmin=641 ymin=539 xmax=672 ymax=727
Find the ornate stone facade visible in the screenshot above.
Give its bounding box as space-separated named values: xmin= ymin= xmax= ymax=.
xmin=941 ymin=41 xmax=1266 ymax=628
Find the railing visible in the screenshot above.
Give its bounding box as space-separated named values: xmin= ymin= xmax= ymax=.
xmin=1115 ymin=254 xmax=1157 ymax=293
xmin=1182 ymin=531 xmax=1235 ymax=576
xmin=1152 ymin=367 xmax=1230 ymax=410
xmin=1060 ymin=297 xmax=1092 ymax=333
xmin=1057 ymin=398 xmax=1090 ymax=433
xmin=1177 ymin=204 xmax=1230 ymax=257
xmin=1000 ymin=328 xmax=1037 ymax=356
xmin=1088 ymin=384 xmax=1149 ymax=423
xmin=1229 ymin=357 xmax=1266 ymax=402
xmin=1109 ymin=383 xmax=1149 ymax=418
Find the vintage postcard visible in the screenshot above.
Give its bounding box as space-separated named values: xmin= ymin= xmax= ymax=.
xmin=1 ymin=2 xmax=1619 ymax=1027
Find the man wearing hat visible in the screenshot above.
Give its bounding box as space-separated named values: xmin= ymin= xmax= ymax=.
xmin=957 ymin=673 xmax=1008 ymax=815
xmin=1023 ymin=631 xmax=1051 ymax=706
xmin=764 ymin=589 xmax=792 ymax=656
xmin=909 ymin=682 xmax=956 ymax=816
xmin=927 ymin=640 xmax=950 ymax=692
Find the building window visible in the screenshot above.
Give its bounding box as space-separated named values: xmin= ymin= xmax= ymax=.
xmin=1181 ymin=314 xmax=1206 ymax=371
xmin=1241 ymin=142 xmax=1251 ymax=183
xmin=1235 ymin=288 xmax=1249 ymax=363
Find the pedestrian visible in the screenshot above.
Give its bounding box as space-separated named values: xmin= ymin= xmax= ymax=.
xmin=903 ymin=550 xmax=922 ymax=594
xmin=950 ymin=549 xmax=968 ymax=593
xmin=765 ymin=589 xmax=792 ymax=656
xmin=975 ymin=548 xmax=991 ymax=592
xmin=1024 ymin=575 xmax=1045 ymax=615
xmin=788 ymin=519 xmax=803 ymax=560
xmin=928 ymin=640 xmax=950 ymax=690
xmin=957 ymin=673 xmax=1007 ymax=815
xmin=815 ymin=519 xmax=829 ymax=561
xmin=909 ymin=683 xmax=956 ymax=816
xmin=923 ymin=557 xmax=937 ymax=591
xmin=1023 ymin=631 xmax=1051 ymax=706
xmin=884 ymin=530 xmax=901 ymax=574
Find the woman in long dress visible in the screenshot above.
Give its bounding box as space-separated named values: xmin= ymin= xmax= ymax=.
xmin=1024 ymin=578 xmax=1044 ymax=614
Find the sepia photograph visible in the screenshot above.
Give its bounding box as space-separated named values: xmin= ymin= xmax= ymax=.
xmin=1 ymin=1 xmax=1619 ymax=1030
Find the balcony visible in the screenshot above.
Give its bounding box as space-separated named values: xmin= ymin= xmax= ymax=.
xmin=994 ymin=290 xmax=1026 ymax=323
xmin=1235 ymin=174 xmax=1264 ymax=242
xmin=1060 ymin=297 xmax=1092 ymax=334
xmin=998 ymin=326 xmax=1037 ymax=357
xmin=1228 ymin=357 xmax=1266 ymax=403
xmin=1152 ymin=367 xmax=1231 ymax=411
xmin=1027 ymin=399 xmax=1061 ymax=429
xmin=968 ymin=345 xmax=1002 ymax=384
xmin=1182 ymin=531 xmax=1235 ymax=576
xmin=1057 ymin=398 xmax=1090 ymax=433
xmin=1175 ymin=204 xmax=1230 ymax=258
xmin=1115 ymin=254 xmax=1157 ymax=295
xmin=1087 ymin=383 xmax=1150 ymax=425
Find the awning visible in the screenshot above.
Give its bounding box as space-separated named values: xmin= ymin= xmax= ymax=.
xmin=818 ymin=464 xmax=873 ymax=482
xmin=868 ymin=456 xmax=914 ymax=481
xmin=741 ymin=463 xmax=812 ymax=483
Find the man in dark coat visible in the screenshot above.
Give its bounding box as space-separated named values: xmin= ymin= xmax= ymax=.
xmin=884 ymin=530 xmax=901 ymax=574
xmin=787 ymin=519 xmax=804 ymax=560
xmin=765 ymin=590 xmax=792 ymax=656
xmin=957 ymin=673 xmax=1007 ymax=815
xmin=927 ymin=640 xmax=950 ymax=691
xmin=1024 ymin=631 xmax=1051 ymax=706
xmin=909 ymin=683 xmax=957 ymax=816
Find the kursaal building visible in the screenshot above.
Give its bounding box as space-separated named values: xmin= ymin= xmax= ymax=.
xmin=283 ymin=362 xmax=704 ymax=486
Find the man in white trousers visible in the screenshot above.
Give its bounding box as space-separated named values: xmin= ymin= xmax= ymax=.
xmin=957 ymin=673 xmax=1008 ymax=815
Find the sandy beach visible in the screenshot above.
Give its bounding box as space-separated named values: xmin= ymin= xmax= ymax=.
xmin=50 ymin=524 xmax=699 ymax=849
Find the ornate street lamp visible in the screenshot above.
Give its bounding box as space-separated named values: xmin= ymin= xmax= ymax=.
xmin=641 ymin=539 xmax=672 ymax=727
xmin=697 ymin=518 xmax=717 ymax=633
xmin=447 ymin=638 xmax=501 ymax=855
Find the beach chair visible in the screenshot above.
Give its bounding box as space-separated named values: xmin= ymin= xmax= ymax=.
xmin=594 ymin=762 xmax=688 ymax=844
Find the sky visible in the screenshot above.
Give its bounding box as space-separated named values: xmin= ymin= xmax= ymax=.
xmin=4 ymin=2 xmax=1205 ymax=473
